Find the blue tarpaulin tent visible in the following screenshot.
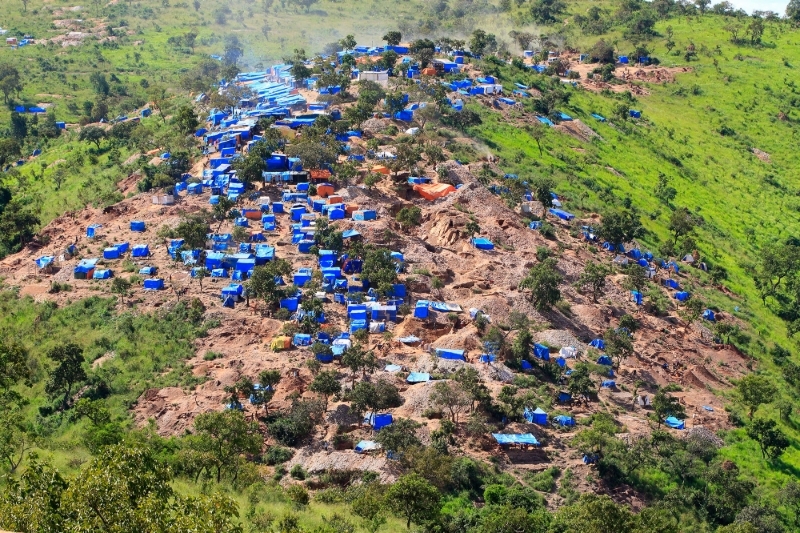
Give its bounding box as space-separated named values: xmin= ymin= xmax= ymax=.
xmin=414 ymin=300 xmax=429 ymax=319
xmin=492 ymin=433 xmax=540 ymax=446
xmin=140 ymin=266 xmax=157 ymax=275
xmin=471 ymin=237 xmax=494 ymax=250
xmin=520 ymin=360 xmax=533 ymax=370
xmin=554 ymin=415 xmax=575 ymax=426
xmin=589 ymin=339 xmax=605 ymax=350
xmin=143 ymin=278 xmax=164 ymax=290
xmin=35 ymin=256 xmax=55 ymax=269
xmin=702 ymin=309 xmax=716 ymax=321
xmin=601 ymin=380 xmax=616 ymax=388
xmin=131 ymin=245 xmax=150 ymax=258
xmin=364 ymin=413 xmax=393 ymax=430
xmin=435 ymin=348 xmax=466 ymax=361
xmin=354 ymin=440 xmax=379 ymax=453
xmin=597 ymin=355 xmax=613 ymax=365
xmin=293 ymin=333 xmax=312 ymax=346
xmin=533 ymin=344 xmax=550 ymax=361
xmin=558 ymin=391 xmax=572 ymax=402
xmin=549 ymin=208 xmax=575 ymax=221
xmin=663 ymin=278 xmax=680 ymax=290
xmin=631 ymin=291 xmax=643 ymax=305
xmin=675 ymin=291 xmax=690 ymax=301
xmin=93 ymin=269 xmax=112 ymax=279
xmin=524 ymin=407 xmax=548 ymax=425
xmin=664 ymin=416 xmax=685 ymax=430
xmin=130 ymin=221 xmax=146 ymax=232
xmin=407 ymin=372 xmax=430 ymax=383
xmin=103 ymin=247 xmax=121 ymax=260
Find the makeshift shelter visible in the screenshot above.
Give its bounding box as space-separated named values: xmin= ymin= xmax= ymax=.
xmin=548 ymin=208 xmax=575 ymax=221
xmin=74 ymin=258 xmax=99 ymax=279
xmin=293 ymin=333 xmax=312 ymax=346
xmin=414 ymin=300 xmax=430 ymax=319
xmin=554 ymin=415 xmax=575 ymax=427
xmin=353 ymin=210 xmax=376 ymax=221
xmin=434 ymin=348 xmax=466 ymax=361
xmin=270 ymin=336 xmax=292 ymax=351
xmin=143 ymin=278 xmax=164 ymax=290
xmin=524 ymin=407 xmax=548 ymax=425
xmin=413 ymin=183 xmax=456 ymax=201
xmin=35 ymin=256 xmax=55 ymax=271
xmin=520 ymin=360 xmax=533 ymax=370
xmin=664 ymin=416 xmax=685 ymax=430
xmin=533 ymin=344 xmax=550 ymax=361
xmin=471 ymin=237 xmax=494 ymax=250
xmin=364 ymin=413 xmax=393 ymax=430
xmin=558 ymin=391 xmax=572 ymax=403
xmin=601 ymin=380 xmax=616 ymax=388
xmin=130 ymin=221 xmax=146 ymax=232
xmin=663 ymin=278 xmax=680 ymax=290
xmin=631 ymin=291 xmax=643 ymax=305
xmin=559 ymin=346 xmax=577 ymax=358
xmin=407 ymin=372 xmax=430 ymax=383
xmin=93 ymin=269 xmax=112 ymax=279
xmin=139 ymin=266 xmax=157 ymax=275
xmin=597 ymin=355 xmax=613 ymax=366
xmin=491 ymin=433 xmax=540 ymax=447
xmin=702 ymin=309 xmax=716 ymax=322
xmin=131 ymin=245 xmax=150 ymax=258
xmin=675 ymin=291 xmax=691 ymax=302
xmin=589 ymin=339 xmax=605 ymax=350
xmin=86 ymin=224 xmax=102 ymax=238
xmin=103 ymin=247 xmax=121 ymax=260
xmin=354 ymin=440 xmax=380 ymax=453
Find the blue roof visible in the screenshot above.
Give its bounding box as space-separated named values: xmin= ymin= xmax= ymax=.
xmin=491 ymin=433 xmax=540 ymax=445
xmin=407 ymin=372 xmax=430 ymax=383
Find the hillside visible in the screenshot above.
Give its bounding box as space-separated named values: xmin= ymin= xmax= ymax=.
xmin=1 ymin=0 xmax=800 ymax=532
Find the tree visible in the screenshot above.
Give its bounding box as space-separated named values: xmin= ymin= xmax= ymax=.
xmin=389 ymin=143 xmax=422 ymax=180
xmin=551 ymin=494 xmax=634 ymax=533
xmin=251 ymin=369 xmax=281 ymax=415
xmin=339 ymin=34 xmax=357 ymax=50
xmin=430 ymin=381 xmax=471 ymax=423
xmin=789 ymin=0 xmax=800 ymax=22
xmin=45 ymin=343 xmax=87 ymax=410
xmin=604 ymin=327 xmax=634 ymax=366
xmin=668 ymin=207 xmax=700 ymax=249
xmin=396 ymin=206 xmax=421 ymax=232
xmin=79 ymin=126 xmax=106 ymax=149
xmin=519 ymin=257 xmax=563 ymax=311
xmin=375 ymin=417 xmax=421 ymax=453
xmin=465 ymin=220 xmax=480 ymax=239
xmin=0 ymin=340 xmax=30 ymax=391
xmin=453 ymin=366 xmax=490 ymax=411
xmin=0 ymin=400 xmax=34 ymax=474
xmin=747 ymin=418 xmax=789 ymax=461
xmin=568 ymin=363 xmax=594 ymax=400
xmin=248 ymin=259 xmax=293 ymax=314
xmin=383 ymin=31 xmax=402 ymax=46
xmin=529 ymin=176 xmax=555 ymax=208
xmin=623 ymin=264 xmax=649 ymax=294
xmin=309 ymin=370 xmax=341 ymax=410
xmin=111 ymin=277 xmax=132 ymax=304
xmin=0 ymin=200 xmax=39 ymax=255
xmin=577 ymin=261 xmax=611 ymax=303
xmin=652 ymin=390 xmax=685 ymax=426
xmin=0 ymin=64 xmax=22 ymax=104
xmin=695 ymin=0 xmax=711 ymax=13
xmin=173 ymin=105 xmax=199 ymax=134
xmin=360 ymin=247 xmax=399 ymax=295
xmin=175 ymin=215 xmax=210 ymax=250
xmin=0 ymin=138 xmax=21 ymax=168
xmin=530 ymin=0 xmax=567 ymax=23
xmin=187 ymin=410 xmax=262 ymax=483
xmin=509 ymin=30 xmax=535 ymax=52
xmin=598 ymin=208 xmax=644 ymax=246
xmin=341 ymin=343 xmax=371 ymax=387
xmin=526 ymin=121 xmax=547 ymax=156
xmin=589 ymin=39 xmax=615 ymax=63
xmin=223 ymin=35 xmax=243 ymax=65
xmin=89 ymin=72 xmax=110 ymax=96
xmin=384 ymin=473 xmax=441 ymax=528
xmin=736 ymin=375 xmax=776 ymax=419
xmin=469 ymin=29 xmax=497 ymax=56
xmin=779 ymin=480 xmax=800 ymax=527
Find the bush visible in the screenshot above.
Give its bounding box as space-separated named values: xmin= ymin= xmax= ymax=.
xmin=536 ymin=246 xmax=551 ymax=262
xmin=203 ymin=351 xmax=223 ymax=361
xmin=290 ymin=464 xmax=306 ymax=480
xmin=286 ymin=484 xmax=310 ymax=508
xmin=264 ymin=445 xmax=295 ymax=465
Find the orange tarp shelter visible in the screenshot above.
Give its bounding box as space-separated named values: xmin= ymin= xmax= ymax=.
xmin=345 ymin=204 xmax=359 ymax=215
xmin=310 ymin=169 xmax=332 ymax=181
xmin=317 ymin=183 xmax=335 ymax=197
xmin=327 ymin=195 xmax=344 ymax=204
xmin=413 ymin=183 xmax=456 ymax=201
xmin=371 ymin=165 xmax=390 ymax=175
xmin=421 ymin=67 xmax=437 ymax=76
xmin=270 ymin=336 xmax=292 ymax=351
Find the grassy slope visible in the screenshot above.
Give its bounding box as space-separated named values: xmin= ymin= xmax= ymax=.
xmin=465 ymin=14 xmax=800 ymax=500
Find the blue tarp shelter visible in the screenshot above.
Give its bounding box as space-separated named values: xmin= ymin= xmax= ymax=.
xmin=554 ymin=415 xmax=575 ymax=427
xmin=364 ymin=413 xmax=393 ymax=430
xmin=558 ymin=391 xmax=572 ymax=402
xmin=471 ymin=237 xmax=494 ymax=250
xmin=103 ymin=247 xmax=121 ymax=260
xmin=589 ymin=339 xmax=605 ymax=350
xmin=35 ymin=256 xmax=55 ymax=269
xmin=86 ymin=224 xmax=102 ymax=238
xmin=353 ymin=210 xmax=376 ymax=221
xmin=664 ymin=417 xmax=685 ymax=430
xmin=702 ymin=309 xmax=716 ymax=321
xmin=549 ymin=208 xmax=575 ymax=221
xmin=663 ymin=278 xmax=680 ymax=290
xmin=435 ymin=348 xmax=466 ymax=361
xmin=131 ymin=245 xmax=150 ymax=258
xmin=293 ymin=333 xmax=312 ymax=346
xmin=631 ymin=291 xmax=643 ymax=305
xmin=354 ymin=440 xmax=379 ymax=453
xmin=591 ymin=113 xmax=606 ymax=122
xmin=407 ymin=372 xmax=430 ymax=383
xmin=93 ymin=269 xmax=112 ymax=279
xmin=143 ymin=278 xmax=164 ymax=290
xmin=492 ymin=433 xmax=540 ymax=446
xmin=524 ymin=407 xmax=548 ymax=425
xmin=414 ymin=300 xmax=429 ymax=319
xmin=675 ymin=291 xmax=690 ymax=301
xmin=520 ymin=360 xmax=533 ymax=370
xmin=139 ymin=266 xmax=157 ymax=275
xmin=597 ymin=355 xmax=612 ymax=365
xmin=601 ymin=380 xmax=616 ymax=388
xmin=130 ymin=220 xmax=146 ymax=232
xmin=533 ymin=344 xmax=550 ymax=361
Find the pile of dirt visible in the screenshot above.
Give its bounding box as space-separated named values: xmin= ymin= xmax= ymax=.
xmin=554 ymin=119 xmax=600 ymax=143
xmin=752 ymin=148 xmax=771 ymax=162
xmin=361 ymin=118 xmax=389 ymax=135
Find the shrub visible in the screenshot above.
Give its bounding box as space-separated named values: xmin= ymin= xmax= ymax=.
xmin=264 ymin=445 xmax=295 ymax=465
xmin=290 ymin=464 xmax=306 ymax=480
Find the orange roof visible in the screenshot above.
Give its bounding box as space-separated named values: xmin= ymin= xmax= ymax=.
xmin=421 ymin=67 xmax=437 ymax=76
xmin=413 ymin=183 xmax=456 ymax=201
xmin=309 ymin=169 xmax=332 ymax=180
xmin=371 ymin=165 xmax=390 ymax=175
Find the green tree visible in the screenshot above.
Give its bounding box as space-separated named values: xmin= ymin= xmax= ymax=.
xmin=737 ymin=374 xmax=776 ymax=419
xmin=430 ymin=381 xmax=471 ymax=423
xmin=530 ymin=0 xmax=567 ymax=23
xmin=248 ymin=259 xmax=293 ymax=314
xmin=383 ymin=31 xmax=402 ymax=45
xmin=623 ymin=265 xmax=649 ymax=294
xmin=360 ymin=247 xmax=398 ymax=295
xmin=598 ymin=208 xmax=644 ymax=245
xmin=668 ymin=207 xmax=700 ymax=249
xmin=747 ymin=418 xmax=789 ymax=461
xmin=79 ymin=126 xmax=106 ymax=149
xmin=111 ymin=277 xmax=132 ymax=304
xmin=0 ymin=138 xmax=21 ymax=168
xmin=375 ymin=417 xmax=421 ymax=453
xmin=384 ymin=473 xmax=441 ymax=528
xmin=551 ymin=494 xmax=634 ymax=533
xmin=469 ymin=29 xmax=498 ymax=56
xmin=187 ymin=410 xmax=262 ymax=483
xmin=465 ymin=219 xmax=480 ymax=239
xmin=519 ymin=257 xmax=563 ymax=311
xmin=175 ymin=214 xmax=210 ymax=250
xmin=577 ymin=261 xmax=611 ymax=302
xmin=45 ymin=343 xmax=87 ymax=410
xmin=0 ymin=64 xmax=23 ymax=104
xmin=789 ymin=0 xmax=800 ymax=22
xmin=341 ymin=343 xmax=374 ymax=387
xmin=0 ymin=400 xmax=34 ymax=474
xmin=339 ymin=34 xmax=357 ymax=50
xmin=396 ymin=206 xmax=421 ymax=232
xmin=529 ymin=176 xmax=555 ymax=208
xmin=604 ymin=327 xmax=634 ymax=366
xmin=173 ymin=105 xmax=199 ymax=134
xmin=567 ymin=363 xmax=594 ymax=400
xmin=0 ymin=340 xmax=30 ymax=391
xmin=652 ymin=390 xmax=685 ymax=426
xmin=526 ymin=121 xmax=547 ymax=156
xmin=308 ymin=370 xmax=341 ymax=410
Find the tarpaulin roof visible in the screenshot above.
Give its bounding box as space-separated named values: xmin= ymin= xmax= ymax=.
xmin=664 ymin=416 xmax=685 ymax=429
xmin=35 ymin=256 xmax=55 ymax=268
xmin=407 ymin=372 xmax=430 ymax=383
xmin=430 ymin=301 xmax=462 ymax=312
xmin=354 ymin=440 xmax=380 ymax=453
xmin=414 ymin=182 xmax=456 ymax=201
xmin=491 ymin=433 xmax=540 ymax=445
